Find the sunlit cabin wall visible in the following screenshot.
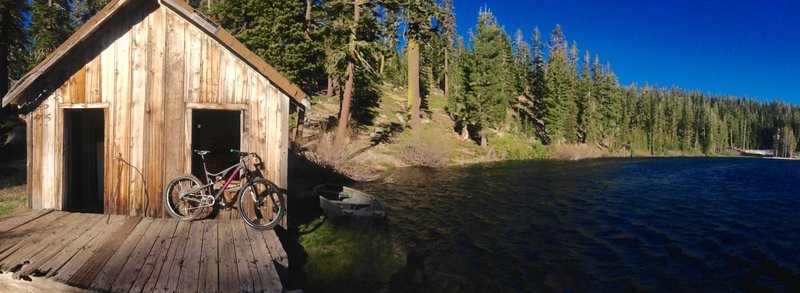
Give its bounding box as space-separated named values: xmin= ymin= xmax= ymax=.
xmin=25 ymin=0 xmax=289 ymax=217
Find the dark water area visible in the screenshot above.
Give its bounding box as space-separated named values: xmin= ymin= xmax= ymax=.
xmin=353 ymin=157 xmax=800 ymax=292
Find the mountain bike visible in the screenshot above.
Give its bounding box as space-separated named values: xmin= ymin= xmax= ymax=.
xmin=163 ymin=149 xmax=286 ymax=229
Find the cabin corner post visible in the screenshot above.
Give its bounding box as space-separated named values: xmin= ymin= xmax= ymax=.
xmin=25 ymin=113 xmax=33 ymax=209
xmin=280 ymin=93 xmax=290 ymax=229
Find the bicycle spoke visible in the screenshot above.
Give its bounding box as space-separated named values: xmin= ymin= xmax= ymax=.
xmin=238 ymin=179 xmax=285 ymax=229
xmin=164 ymin=175 xmax=207 ymax=221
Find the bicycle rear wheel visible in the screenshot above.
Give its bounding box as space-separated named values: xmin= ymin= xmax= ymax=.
xmin=238 ymin=178 xmax=286 ymax=229
xmin=164 ymin=174 xmax=206 ymax=221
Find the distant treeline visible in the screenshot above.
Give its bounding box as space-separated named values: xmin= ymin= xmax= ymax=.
xmin=1 ymin=0 xmax=797 ymax=156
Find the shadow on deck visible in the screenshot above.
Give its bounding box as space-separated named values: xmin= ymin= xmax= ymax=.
xmin=0 ymin=209 xmax=288 ymax=292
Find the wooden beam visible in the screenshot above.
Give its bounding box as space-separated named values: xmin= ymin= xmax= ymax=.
xmin=186 ymin=102 xmax=248 ymax=111
xmin=58 ymin=103 xmax=110 ymax=109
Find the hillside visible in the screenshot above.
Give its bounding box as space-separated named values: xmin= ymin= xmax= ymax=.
xmin=295 ymin=84 xmax=578 ymax=180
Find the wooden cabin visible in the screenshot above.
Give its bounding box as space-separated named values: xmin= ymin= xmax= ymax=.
xmin=1 ymin=0 xmax=307 ymax=217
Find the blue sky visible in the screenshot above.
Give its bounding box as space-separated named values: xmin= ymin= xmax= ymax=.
xmin=454 ymin=0 xmax=800 ymax=104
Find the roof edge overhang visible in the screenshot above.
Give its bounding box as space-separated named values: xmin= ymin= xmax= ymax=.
xmin=1 ymin=0 xmax=133 ymax=108
xmin=2 ymin=0 xmax=309 ymax=109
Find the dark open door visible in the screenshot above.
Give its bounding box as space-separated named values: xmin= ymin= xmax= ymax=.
xmin=63 ymin=109 xmax=105 ymax=213
xmin=190 ymin=109 xmax=242 ymax=180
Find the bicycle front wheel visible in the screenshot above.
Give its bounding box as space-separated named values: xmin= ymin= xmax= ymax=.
xmin=164 ymin=174 xmax=207 ymax=221
xmin=238 ymin=178 xmax=286 ymax=229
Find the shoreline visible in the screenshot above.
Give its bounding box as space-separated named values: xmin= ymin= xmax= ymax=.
xmin=362 ymin=151 xmax=791 ymax=179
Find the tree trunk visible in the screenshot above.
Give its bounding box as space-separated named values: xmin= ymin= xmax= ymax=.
xmin=332 ymin=1 xmax=360 ymax=153
xmin=379 ymin=53 xmax=385 ymax=75
xmin=294 ymin=109 xmax=306 ymax=141
xmin=444 ymin=46 xmax=449 ymax=99
xmin=407 ymin=38 xmax=420 ymax=133
xmin=305 ymin=0 xmax=312 ymax=37
xmin=0 ymin=38 xmax=8 ymax=97
xmin=480 ymin=132 xmax=488 ymax=149
xmin=427 ymin=65 xmax=434 ymax=94
xmin=333 ymin=75 xmax=341 ymax=96
xmin=326 ymin=75 xmax=335 ymax=97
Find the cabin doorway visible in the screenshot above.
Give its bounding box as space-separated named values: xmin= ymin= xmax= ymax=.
xmin=63 ymin=109 xmax=105 ymax=213
xmin=190 ymin=109 xmax=242 ymax=180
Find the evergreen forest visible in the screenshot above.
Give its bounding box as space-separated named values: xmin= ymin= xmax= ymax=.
xmin=2 ymin=0 xmax=799 ymax=160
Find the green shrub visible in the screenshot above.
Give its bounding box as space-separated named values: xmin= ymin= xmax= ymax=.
xmin=488 ymin=133 xmax=551 ymax=160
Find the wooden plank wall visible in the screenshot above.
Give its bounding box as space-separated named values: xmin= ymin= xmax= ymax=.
xmin=25 ymin=1 xmax=289 ymax=216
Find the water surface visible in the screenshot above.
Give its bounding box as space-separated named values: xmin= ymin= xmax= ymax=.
xmin=354 ymin=157 xmax=800 ymax=292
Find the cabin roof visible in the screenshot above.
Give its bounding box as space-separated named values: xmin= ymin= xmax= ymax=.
xmin=1 ymin=0 xmax=308 ymax=108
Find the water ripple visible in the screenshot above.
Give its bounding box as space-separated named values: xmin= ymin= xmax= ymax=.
xmin=356 ymin=157 xmax=800 ymax=292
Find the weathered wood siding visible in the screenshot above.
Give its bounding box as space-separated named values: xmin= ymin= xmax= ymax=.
xmin=26 ymin=1 xmax=290 ymax=216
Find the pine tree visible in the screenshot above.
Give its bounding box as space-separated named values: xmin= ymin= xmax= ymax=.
xmin=331 ymin=0 xmax=360 ymax=152
xmin=469 ymin=10 xmax=514 ymax=148
xmin=402 ymin=0 xmax=437 ymax=134
xmin=440 ymin=0 xmax=455 ymax=99
xmin=449 ymin=48 xmax=476 ymax=140
xmin=377 ymin=2 xmax=401 ymax=77
xmin=597 ymin=61 xmax=622 ymax=148
xmin=512 ymin=29 xmax=535 ymax=124
xmin=29 ymin=0 xmax=73 ymax=67
xmin=678 ymin=94 xmax=695 ymax=152
xmin=542 ymin=24 xmax=578 ymax=143
xmin=213 ymin=0 xmax=323 ymax=92
xmin=0 ymin=0 xmax=28 ymax=96
xmin=530 ymin=26 xmax=547 ymax=140
xmin=577 ymin=50 xmax=598 ymax=143
xmin=446 ymin=36 xmax=465 ymax=102
xmin=317 ymin=0 xmax=351 ymax=97
xmin=72 ymin=0 xmax=109 ymax=27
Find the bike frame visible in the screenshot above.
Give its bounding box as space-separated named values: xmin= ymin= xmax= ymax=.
xmin=184 ymin=151 xmax=262 ymax=205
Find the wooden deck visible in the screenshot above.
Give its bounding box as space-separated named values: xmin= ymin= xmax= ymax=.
xmin=0 ymin=209 xmax=288 ymax=292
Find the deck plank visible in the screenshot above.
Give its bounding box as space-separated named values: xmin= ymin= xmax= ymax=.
xmin=110 ymin=218 xmax=170 ymax=292
xmin=13 ymin=213 xmax=104 ymax=278
xmin=218 ymin=219 xmax=240 ymax=292
xmin=232 ymin=220 xmax=259 ymax=292
xmin=234 ymin=220 xmax=266 ymax=292
xmin=261 ymin=229 xmax=288 ymax=271
xmin=176 ymin=221 xmax=204 ymax=293
xmin=89 ymin=217 xmax=154 ymax=291
xmin=52 ymin=215 xmax=134 ymax=284
xmin=0 ymin=212 xmax=81 ymax=271
xmin=0 ymin=211 xmax=65 ymax=256
xmin=0 ymin=209 xmax=53 ymax=233
xmin=129 ymin=219 xmax=178 ymax=293
xmin=247 ymin=225 xmax=282 ymax=293
xmin=198 ymin=220 xmax=219 ymax=293
xmin=0 ymin=211 xmax=286 ymax=292
xmin=157 ymin=220 xmax=190 ymax=292
xmin=42 ymin=215 xmax=128 ymax=279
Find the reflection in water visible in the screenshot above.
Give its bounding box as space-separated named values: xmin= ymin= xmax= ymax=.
xmin=355 ymin=158 xmax=800 ymax=292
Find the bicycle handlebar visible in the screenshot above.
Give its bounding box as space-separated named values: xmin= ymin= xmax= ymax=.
xmin=231 ymin=149 xmax=265 ymax=173
xmin=230 ymin=149 xmax=251 ymax=156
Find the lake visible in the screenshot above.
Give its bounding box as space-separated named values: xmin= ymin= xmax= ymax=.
xmin=353 ymin=157 xmax=800 ymax=292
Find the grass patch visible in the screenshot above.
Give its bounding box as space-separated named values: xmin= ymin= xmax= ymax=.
xmin=299 ymin=219 xmax=405 ymax=292
xmin=0 ymin=185 xmax=27 ymax=216
xmin=425 ymin=90 xmax=448 ymax=112
xmin=488 ymin=132 xmax=552 ymax=160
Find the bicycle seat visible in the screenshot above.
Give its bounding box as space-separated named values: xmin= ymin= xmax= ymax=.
xmin=194 ymin=150 xmax=211 ymax=156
